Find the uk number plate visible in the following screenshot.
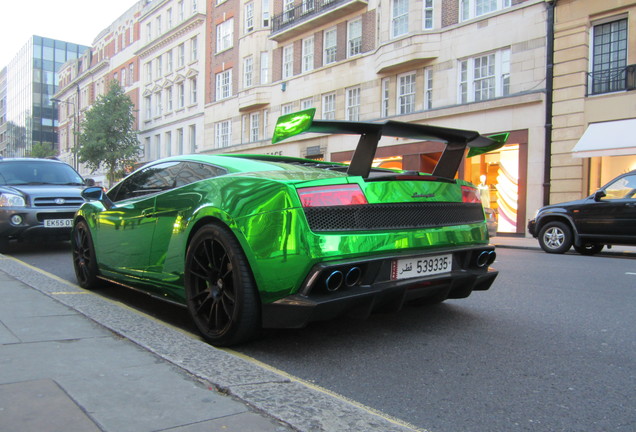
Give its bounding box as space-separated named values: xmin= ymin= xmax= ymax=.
xmin=391 ymin=254 xmax=452 ymax=280
xmin=44 ymin=219 xmax=73 ymax=228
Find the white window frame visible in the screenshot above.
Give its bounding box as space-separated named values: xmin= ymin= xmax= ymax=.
xmin=460 ymin=0 xmax=511 ymax=22
xmin=346 ymin=87 xmax=360 ymax=121
xmin=155 ymin=91 xmax=162 ymax=116
xmin=260 ymin=51 xmax=269 ymax=84
xmin=190 ymin=36 xmax=198 ymax=62
xmin=177 ymin=128 xmax=184 ymax=154
xmin=381 ymin=78 xmax=390 ymax=117
xmin=302 ymin=36 xmax=314 ymax=73
xmin=423 ymin=0 xmax=434 ymax=30
xmin=424 ymin=67 xmax=433 ymax=110
xmin=167 ymin=50 xmax=173 ymax=73
xmin=217 ymin=19 xmax=234 ymax=53
xmin=391 ymin=0 xmax=409 ymax=38
xmin=165 ymin=131 xmax=172 ymax=157
xmin=244 ymin=55 xmax=254 ymax=88
xmin=282 ymin=103 xmax=294 ymax=115
xmin=347 ymin=19 xmax=362 ymax=57
xmin=397 ymin=72 xmax=416 ymax=115
xmin=250 ymin=112 xmax=260 ymax=142
xmin=301 ymin=98 xmax=314 ymax=110
xmin=216 ymin=69 xmax=232 ymax=101
xmin=323 ymin=27 xmax=337 ymax=65
xmin=189 ymin=125 xmax=197 ymax=153
xmin=215 ymin=120 xmax=232 ymax=148
xmin=178 ymin=43 xmax=185 ymax=67
xmin=262 ymin=0 xmax=270 ymax=27
xmin=245 ymin=2 xmax=254 ymax=32
xmin=322 ymin=93 xmax=336 ymax=119
xmin=145 ymin=95 xmax=152 ymax=119
xmin=282 ymin=44 xmax=294 ymax=79
xmin=458 ymin=48 xmax=510 ymax=104
xmin=177 ymin=82 xmax=185 ymax=108
xmin=190 ymin=77 xmax=197 ymax=105
xmin=166 ymin=87 xmax=173 ymax=111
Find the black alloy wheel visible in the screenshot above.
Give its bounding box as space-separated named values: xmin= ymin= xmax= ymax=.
xmin=538 ymin=221 xmax=573 ymax=254
xmin=185 ymin=224 xmax=260 ymax=346
xmin=573 ymin=243 xmax=604 ymax=255
xmin=71 ymin=220 xmax=101 ymax=289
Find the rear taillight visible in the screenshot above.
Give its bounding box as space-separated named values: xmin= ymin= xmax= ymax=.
xmin=298 ymin=185 xmax=368 ymax=207
xmin=461 ymin=186 xmax=481 ymax=204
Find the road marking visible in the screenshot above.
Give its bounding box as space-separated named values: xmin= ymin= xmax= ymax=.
xmin=627 ymin=272 xmax=636 ymax=276
xmin=52 ymin=291 xmax=89 ymax=295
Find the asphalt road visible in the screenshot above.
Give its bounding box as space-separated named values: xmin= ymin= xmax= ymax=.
xmin=5 ymin=241 xmax=636 ymax=432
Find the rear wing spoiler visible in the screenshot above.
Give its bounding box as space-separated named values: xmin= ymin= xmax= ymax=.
xmin=272 ymin=108 xmax=508 ymax=179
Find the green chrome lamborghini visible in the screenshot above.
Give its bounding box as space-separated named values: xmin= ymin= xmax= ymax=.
xmin=72 ymin=109 xmax=506 ymax=346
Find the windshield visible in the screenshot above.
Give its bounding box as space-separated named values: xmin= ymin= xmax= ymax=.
xmin=0 ymin=161 xmax=84 ymax=186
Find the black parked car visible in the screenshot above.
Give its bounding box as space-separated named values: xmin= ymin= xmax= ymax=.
xmin=528 ymin=170 xmax=636 ymax=255
xmin=0 ymin=158 xmax=88 ymax=252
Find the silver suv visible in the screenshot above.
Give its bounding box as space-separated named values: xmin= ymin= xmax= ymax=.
xmin=0 ymin=158 xmax=88 ymax=252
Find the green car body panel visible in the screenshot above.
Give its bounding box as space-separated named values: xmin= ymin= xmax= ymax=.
xmin=73 ymin=109 xmax=503 ymax=344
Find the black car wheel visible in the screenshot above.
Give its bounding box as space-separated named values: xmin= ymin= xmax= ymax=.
xmin=538 ymin=221 xmax=572 ymax=254
xmin=185 ymin=224 xmax=260 ymax=346
xmin=71 ymin=220 xmax=101 ymax=289
xmin=573 ymin=243 xmax=604 ymax=256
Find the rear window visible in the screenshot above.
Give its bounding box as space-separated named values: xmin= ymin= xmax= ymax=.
xmin=0 ymin=161 xmax=84 ymax=186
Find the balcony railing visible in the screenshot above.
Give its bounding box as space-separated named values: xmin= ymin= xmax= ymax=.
xmin=271 ymin=0 xmax=366 ymax=38
xmin=587 ymin=64 xmax=636 ymax=95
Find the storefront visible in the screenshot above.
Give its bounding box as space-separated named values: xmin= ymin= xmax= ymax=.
xmin=331 ymin=130 xmax=528 ymax=235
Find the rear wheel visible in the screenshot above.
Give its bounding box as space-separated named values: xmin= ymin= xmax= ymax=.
xmin=573 ymin=243 xmax=603 ymax=255
xmin=71 ymin=220 xmax=101 ymax=289
xmin=538 ymin=221 xmax=572 ymax=254
xmin=184 ymin=224 xmax=260 ymax=346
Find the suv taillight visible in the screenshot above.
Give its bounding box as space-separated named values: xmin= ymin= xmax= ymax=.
xmin=461 ymin=186 xmax=481 ymax=204
xmin=298 ymin=185 xmax=368 ymax=207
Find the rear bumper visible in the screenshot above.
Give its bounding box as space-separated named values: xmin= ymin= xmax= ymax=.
xmin=262 ymin=245 xmax=498 ymax=328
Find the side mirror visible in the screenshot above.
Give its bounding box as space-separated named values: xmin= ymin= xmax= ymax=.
xmin=593 ymin=190 xmax=606 ymax=202
xmin=82 ymin=186 xmax=113 ymax=210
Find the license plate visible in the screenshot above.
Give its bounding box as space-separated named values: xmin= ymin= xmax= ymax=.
xmin=44 ymin=219 xmax=73 ymax=228
xmin=391 ymin=254 xmax=452 ymax=280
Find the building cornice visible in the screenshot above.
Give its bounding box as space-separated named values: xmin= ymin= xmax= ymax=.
xmin=54 ymin=59 xmax=111 ymax=99
xmin=136 ymin=13 xmax=205 ymax=59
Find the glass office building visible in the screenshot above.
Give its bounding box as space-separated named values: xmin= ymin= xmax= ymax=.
xmin=1 ymin=36 xmax=88 ymax=157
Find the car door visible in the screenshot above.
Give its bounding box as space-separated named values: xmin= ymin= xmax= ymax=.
xmin=575 ymin=173 xmax=636 ymax=238
xmin=93 ymin=162 xmax=182 ymax=280
xmin=145 ymin=162 xmax=228 ymax=291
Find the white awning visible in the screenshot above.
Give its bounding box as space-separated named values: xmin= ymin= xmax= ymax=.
xmin=571 ymin=119 xmax=636 ymax=158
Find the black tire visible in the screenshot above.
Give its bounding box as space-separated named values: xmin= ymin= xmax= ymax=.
xmin=573 ymin=243 xmax=603 ymax=256
xmin=71 ymin=220 xmax=101 ymax=289
xmin=538 ymin=221 xmax=573 ymax=254
xmin=184 ymin=224 xmax=260 ymax=347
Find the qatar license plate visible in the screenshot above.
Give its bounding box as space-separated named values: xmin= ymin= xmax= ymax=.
xmin=391 ymin=254 xmax=452 ymax=280
xmin=44 ymin=219 xmax=73 ymax=228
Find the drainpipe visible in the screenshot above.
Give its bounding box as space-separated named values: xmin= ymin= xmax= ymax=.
xmin=544 ymin=0 xmax=557 ymax=206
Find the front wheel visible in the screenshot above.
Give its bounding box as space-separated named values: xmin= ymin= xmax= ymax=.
xmin=184 ymin=224 xmax=260 ymax=346
xmin=573 ymin=243 xmax=603 ymax=255
xmin=538 ymin=221 xmax=572 ymax=254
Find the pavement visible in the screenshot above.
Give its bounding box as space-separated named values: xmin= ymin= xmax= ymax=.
xmin=1 ymin=235 xmax=634 ymax=432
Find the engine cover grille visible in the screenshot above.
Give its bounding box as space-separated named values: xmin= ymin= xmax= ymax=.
xmin=303 ymin=202 xmax=485 ymax=232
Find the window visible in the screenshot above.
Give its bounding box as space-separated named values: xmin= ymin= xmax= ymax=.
xmin=167 ymin=50 xmax=173 ymax=73
xmin=324 ymin=28 xmax=337 ymax=65
xmin=216 ymin=69 xmax=232 ymax=100
xmin=217 ymin=19 xmax=234 ymax=52
xmin=346 ymin=87 xmax=360 ymax=121
xmin=392 ymin=0 xmax=408 ymax=38
xmin=283 ymin=0 xmax=294 ymax=22
xmin=128 ymin=63 xmax=134 ymax=86
xmin=303 ymin=0 xmax=315 ymax=14
xmin=178 ymin=82 xmax=185 ymax=108
xmin=165 ymin=131 xmax=172 ymax=157
xmin=301 ymin=98 xmax=313 ymax=110
xmin=323 ymin=93 xmax=336 ymax=119
xmin=178 ymin=43 xmax=185 ymax=67
xmin=397 ymin=72 xmax=416 ymax=114
xmin=155 ymin=91 xmax=162 ymax=116
xmin=459 ymin=49 xmax=510 ymax=103
xmin=262 ymin=0 xmax=270 ymax=27
xmin=146 ymin=22 xmax=152 ymax=42
xmin=245 ymin=2 xmax=254 ymax=32
xmin=260 ymin=52 xmax=269 ymax=84
xmin=302 ymin=37 xmax=314 ymax=73
xmin=424 ymin=68 xmax=433 ymax=110
xmin=166 ymin=87 xmax=173 ymax=111
xmin=250 ymin=112 xmax=260 ymax=142
xmin=381 ymin=78 xmax=390 ymax=117
xmin=215 ymin=120 xmax=232 ymax=148
xmin=190 ymin=77 xmax=197 ymax=104
xmin=167 ymin=8 xmax=173 ymax=27
xmin=190 ymin=36 xmax=198 ymax=62
xmin=177 ymin=128 xmax=184 ymax=153
xmin=282 ymin=45 xmax=294 ymax=79
xmin=189 ymin=125 xmax=197 ymax=153
xmin=146 ymin=62 xmax=152 ymax=82
xmin=244 ymin=56 xmax=254 ymax=88
xmin=155 ymin=16 xmax=162 ymax=38
xmin=178 ymin=0 xmax=184 ymax=21
xmin=423 ymin=0 xmax=434 ymax=29
xmin=155 ymin=56 xmax=162 ymax=78
xmin=282 ymin=104 xmax=294 ymax=115
xmin=121 ymin=69 xmax=127 ymax=87
xmin=348 ymin=19 xmax=362 ymax=57
xmin=192 ymin=0 xmax=198 ymax=14
xmin=145 ymin=95 xmax=152 ymax=119
xmin=589 ymin=18 xmax=628 ymax=95
xmin=460 ymin=0 xmax=511 ymax=21
xmin=155 ymin=134 xmax=161 ymax=159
